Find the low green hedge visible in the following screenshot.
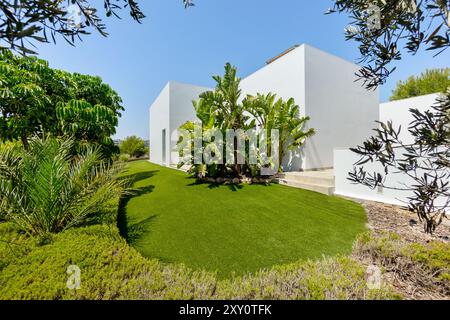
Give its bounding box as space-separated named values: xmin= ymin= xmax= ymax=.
xmin=0 ymin=223 xmax=399 ymax=300
xmin=354 ymin=232 xmax=450 ymax=297
xmin=0 ymin=223 xmax=216 ymax=300
xmin=356 ymin=231 xmax=450 ymax=281
xmin=215 ymin=257 xmax=397 ymax=300
xmin=407 ymin=242 xmax=450 ymax=282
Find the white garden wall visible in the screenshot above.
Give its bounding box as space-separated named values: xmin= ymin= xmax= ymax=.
xmin=334 ymin=148 xmax=415 ymax=206
xmin=334 ymin=93 xmax=445 ymax=206
xmin=379 ymin=93 xmax=440 ymax=143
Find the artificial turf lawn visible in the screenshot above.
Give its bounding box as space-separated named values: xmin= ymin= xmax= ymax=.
xmin=120 ymin=160 xmax=367 ymax=278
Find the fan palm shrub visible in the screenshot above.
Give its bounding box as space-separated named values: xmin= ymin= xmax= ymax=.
xmin=0 ymin=136 xmax=127 ymax=235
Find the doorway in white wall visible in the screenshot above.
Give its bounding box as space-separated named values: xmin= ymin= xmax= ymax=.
xmin=162 ymin=129 xmax=166 ymax=165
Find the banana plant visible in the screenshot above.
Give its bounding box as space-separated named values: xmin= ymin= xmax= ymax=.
xmin=190 ymin=63 xmax=250 ymax=176
xmin=177 ymin=63 xmax=315 ymax=177
xmin=244 ymin=93 xmax=315 ymax=172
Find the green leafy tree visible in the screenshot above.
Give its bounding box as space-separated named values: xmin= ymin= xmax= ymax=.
xmin=0 ymin=136 xmax=127 ymax=235
xmin=194 ymin=63 xmax=251 ymax=175
xmin=178 ymin=63 xmax=254 ymax=177
xmin=119 ymin=136 xmax=148 ymax=158
xmin=55 ymin=73 xmax=124 ymax=157
xmin=0 ymin=0 xmax=194 ymax=54
xmin=328 ymin=0 xmax=450 ymax=89
xmin=330 ymin=1 xmax=450 ymax=234
xmin=0 ymin=50 xmax=123 ymax=156
xmin=390 ymin=68 xmax=450 ymax=101
xmin=0 ymin=50 xmax=57 ymax=149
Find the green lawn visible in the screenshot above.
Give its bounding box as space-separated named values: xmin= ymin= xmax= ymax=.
xmin=120 ymin=160 xmax=367 ymax=278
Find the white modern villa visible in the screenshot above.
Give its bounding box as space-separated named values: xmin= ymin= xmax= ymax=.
xmin=149 ymin=43 xmax=443 ymax=206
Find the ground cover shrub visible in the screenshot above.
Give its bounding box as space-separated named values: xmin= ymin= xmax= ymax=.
xmin=118 ymin=154 xmax=130 ymax=162
xmin=354 ymin=232 xmax=450 ymax=298
xmin=0 ymin=223 xmax=399 ymax=300
xmin=216 ymin=257 xmax=398 ymax=300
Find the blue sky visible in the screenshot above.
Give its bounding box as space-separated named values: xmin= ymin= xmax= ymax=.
xmin=35 ymin=0 xmax=449 ymax=139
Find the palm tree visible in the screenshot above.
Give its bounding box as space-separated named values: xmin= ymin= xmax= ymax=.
xmin=0 ymin=136 xmax=127 ymax=235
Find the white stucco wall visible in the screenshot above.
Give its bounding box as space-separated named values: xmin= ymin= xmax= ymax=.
xmin=149 ymin=83 xmax=171 ymax=165
xmin=380 ymin=93 xmax=440 ymax=144
xmin=240 ymin=45 xmax=306 ymax=113
xmin=334 ymin=148 xmax=415 ymax=206
xmin=149 ymin=81 xmax=210 ymax=166
xmin=168 ymin=82 xmax=211 ymax=166
xmin=240 ymin=45 xmax=306 ymax=171
xmin=240 ymin=44 xmax=379 ymax=171
xmin=304 ymin=45 xmax=379 ymax=170
xmin=334 ymin=93 xmax=445 ymax=206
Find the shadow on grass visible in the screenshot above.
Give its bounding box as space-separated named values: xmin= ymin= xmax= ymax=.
xmin=121 ymin=169 xmax=160 ymax=181
xmin=123 ymin=214 xmax=158 ymax=245
xmin=186 ymin=179 xmax=245 ymax=192
xmin=118 ymin=170 xmax=158 ymax=243
xmin=185 ymin=176 xmax=277 ymax=192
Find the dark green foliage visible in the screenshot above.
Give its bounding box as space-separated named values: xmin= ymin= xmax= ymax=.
xmin=177 ymin=63 xmax=314 ymax=178
xmin=390 ymin=68 xmax=450 ymax=101
xmin=244 ymin=92 xmax=315 ymax=169
xmin=0 ymin=136 xmax=127 ymax=236
xmin=0 ymin=49 xmax=58 ymax=148
xmin=55 ymin=72 xmax=124 ymax=158
xmin=0 ymin=50 xmax=123 ymax=157
xmin=178 ymin=63 xmax=251 ymax=177
xmin=328 ymin=0 xmax=450 ymax=89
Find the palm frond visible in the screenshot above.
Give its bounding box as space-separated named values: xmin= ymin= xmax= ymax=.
xmin=0 ymin=136 xmax=126 ymax=235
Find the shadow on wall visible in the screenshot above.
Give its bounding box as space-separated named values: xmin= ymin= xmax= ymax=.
xmin=282 ymin=147 xmax=304 ymax=172
xmin=304 ymin=137 xmax=325 ymax=170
